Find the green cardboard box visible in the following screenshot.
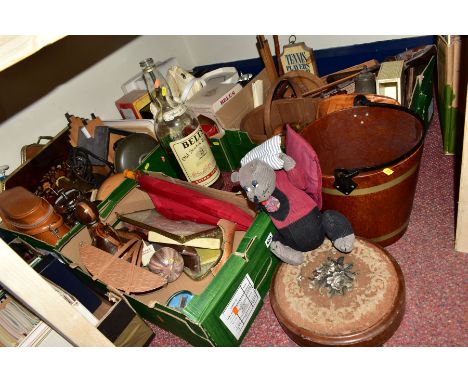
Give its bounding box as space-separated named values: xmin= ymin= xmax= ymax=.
xmin=410 ymin=55 xmax=436 ymax=131
xmin=210 ymin=130 xmax=256 ymax=171
xmin=0 ymin=118 xmax=280 ymax=346
xmin=2 ymin=164 xmax=279 ymax=346
xmin=57 ymin=172 xmax=279 ymax=346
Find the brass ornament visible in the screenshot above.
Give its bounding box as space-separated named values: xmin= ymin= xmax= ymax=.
xmin=308 ymin=256 xmax=356 ymax=297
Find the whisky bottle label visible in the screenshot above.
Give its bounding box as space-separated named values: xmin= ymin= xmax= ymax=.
xmin=169 ymin=127 xmax=220 ymax=186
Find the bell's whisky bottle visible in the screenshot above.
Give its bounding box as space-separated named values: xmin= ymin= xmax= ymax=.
xmin=140 ymin=58 xmax=222 ymax=188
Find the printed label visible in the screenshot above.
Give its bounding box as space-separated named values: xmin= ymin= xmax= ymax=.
xmin=170 ymin=126 xmax=220 ymax=186
xmin=220 ymin=274 xmax=260 ymax=340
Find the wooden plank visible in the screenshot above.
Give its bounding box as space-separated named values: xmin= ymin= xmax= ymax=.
xmin=0 ymin=239 xmax=114 ymax=346
xmin=455 ymin=83 xmax=468 ymax=252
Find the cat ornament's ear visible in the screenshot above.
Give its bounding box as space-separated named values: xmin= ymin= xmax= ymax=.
xmin=231 ymin=171 xmax=240 ymax=183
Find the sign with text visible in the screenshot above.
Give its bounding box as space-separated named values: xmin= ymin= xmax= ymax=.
xmin=280 ymin=42 xmax=318 ymax=75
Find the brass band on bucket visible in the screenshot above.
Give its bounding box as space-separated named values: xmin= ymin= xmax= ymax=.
xmin=367 ymin=218 xmax=410 ymax=243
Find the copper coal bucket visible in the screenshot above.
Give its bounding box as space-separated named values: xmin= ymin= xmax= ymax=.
xmin=300 ymin=102 xmax=425 ymax=246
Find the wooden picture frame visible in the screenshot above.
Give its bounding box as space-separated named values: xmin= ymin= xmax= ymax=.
xmin=280 ymin=41 xmax=318 ymax=76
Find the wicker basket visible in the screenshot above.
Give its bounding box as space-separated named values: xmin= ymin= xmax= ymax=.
xmin=240 ymin=71 xmax=323 ymax=144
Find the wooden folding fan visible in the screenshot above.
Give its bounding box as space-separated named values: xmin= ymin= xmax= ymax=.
xmin=79 ymin=238 xmax=167 ymax=294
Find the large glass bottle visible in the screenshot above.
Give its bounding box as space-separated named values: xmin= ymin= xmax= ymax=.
xmin=140 ymin=59 xmax=222 ymax=188
xmin=140 ymin=57 xmax=173 ymax=101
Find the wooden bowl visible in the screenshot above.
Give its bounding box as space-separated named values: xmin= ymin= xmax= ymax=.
xmin=270 ymin=237 xmax=405 ymax=346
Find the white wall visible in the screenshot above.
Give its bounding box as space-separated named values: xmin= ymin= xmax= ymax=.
xmin=0 ymin=35 xmax=418 ymax=172
xmin=184 ymin=35 xmax=418 ymax=66
xmin=0 ymin=35 xmax=196 ymax=172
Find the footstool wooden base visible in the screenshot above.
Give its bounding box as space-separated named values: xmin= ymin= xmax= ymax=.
xmin=270 ymin=238 xmax=405 ymax=346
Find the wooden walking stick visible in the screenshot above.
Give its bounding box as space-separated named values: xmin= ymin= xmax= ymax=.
xmin=273 ymin=35 xmax=284 ymax=76
xmin=256 ymin=35 xmax=278 ymax=82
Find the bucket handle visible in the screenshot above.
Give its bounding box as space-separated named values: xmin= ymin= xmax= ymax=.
xmin=264 ymin=75 xmax=304 ymax=138
xmin=333 ymin=97 xmax=427 ymax=195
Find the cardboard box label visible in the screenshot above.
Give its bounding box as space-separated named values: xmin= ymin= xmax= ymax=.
xmin=220 ymin=274 xmax=260 ymax=340
xmin=265 ymin=232 xmax=273 ymax=247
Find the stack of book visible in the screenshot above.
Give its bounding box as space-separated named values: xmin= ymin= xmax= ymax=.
xmin=0 ymin=293 xmax=40 ymax=346
xmin=0 ymin=283 xmax=98 ymax=347
xmin=117 ymin=208 xmax=224 ymax=280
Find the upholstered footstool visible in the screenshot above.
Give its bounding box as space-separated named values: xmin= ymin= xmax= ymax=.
xmin=270 ymin=238 xmax=405 ymax=346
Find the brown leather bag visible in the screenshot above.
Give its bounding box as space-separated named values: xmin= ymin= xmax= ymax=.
xmin=0 ymin=186 xmax=70 ymax=245
xmin=20 ymin=136 xmax=53 ymax=164
xmin=240 ymin=71 xmax=322 ymax=144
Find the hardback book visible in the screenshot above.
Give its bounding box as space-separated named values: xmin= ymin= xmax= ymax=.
xmin=0 ymin=294 xmax=40 ymax=346
xmin=116 ymin=209 xmax=222 ymax=250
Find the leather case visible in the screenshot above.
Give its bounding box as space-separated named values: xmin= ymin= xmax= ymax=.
xmin=0 ymin=186 xmax=70 ymax=245
xmin=20 ymin=136 xmax=53 ymax=164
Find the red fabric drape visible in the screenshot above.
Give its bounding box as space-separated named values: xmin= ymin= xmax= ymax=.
xmin=137 ymin=174 xmax=254 ymax=231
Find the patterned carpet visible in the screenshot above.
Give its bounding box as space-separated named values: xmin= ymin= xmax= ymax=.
xmin=149 ymin=106 xmax=468 ymax=347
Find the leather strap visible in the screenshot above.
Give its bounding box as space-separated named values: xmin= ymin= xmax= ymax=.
xmin=6 ymin=201 xmax=54 ymax=230
xmin=22 ymin=214 xmax=64 ymax=236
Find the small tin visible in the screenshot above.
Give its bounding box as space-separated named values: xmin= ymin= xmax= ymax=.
xmin=166 ymin=290 xmax=194 ymax=311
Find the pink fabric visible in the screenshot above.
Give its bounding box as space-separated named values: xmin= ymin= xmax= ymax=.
xmin=137 ymin=174 xmax=254 ymax=231
xmin=285 ymin=124 xmax=322 ymax=210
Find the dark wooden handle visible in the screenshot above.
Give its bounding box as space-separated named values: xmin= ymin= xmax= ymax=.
xmin=264 ymin=74 xmax=305 ymax=137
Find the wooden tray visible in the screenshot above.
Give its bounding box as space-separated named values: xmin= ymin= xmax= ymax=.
xmin=270 ymin=238 xmax=405 ymax=346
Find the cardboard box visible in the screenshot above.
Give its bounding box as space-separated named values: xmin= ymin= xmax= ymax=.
xmin=115 ymin=90 xmax=152 ymax=120
xmin=57 ymin=172 xmax=279 ymax=346
xmin=409 ymin=55 xmax=436 ymax=129
xmin=200 ymin=69 xmax=272 ymax=132
xmin=186 ymin=82 xmax=243 ymax=116
xmin=209 ymin=130 xmax=256 ymax=171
